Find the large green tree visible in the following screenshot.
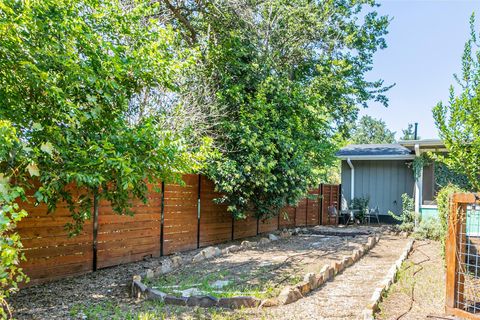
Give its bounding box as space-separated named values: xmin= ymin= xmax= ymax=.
xmin=0 ymin=0 xmax=201 ymax=307
xmin=399 ymin=123 xmax=420 ymax=140
xmin=351 ymin=115 xmax=396 ymax=144
xmin=433 ymin=14 xmax=480 ymax=191
xmin=160 ymin=0 xmax=392 ymax=218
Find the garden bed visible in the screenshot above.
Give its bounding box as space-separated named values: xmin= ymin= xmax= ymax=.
xmin=10 ymin=226 xmax=382 ymax=319
xmin=132 ymin=226 xmax=380 ymax=309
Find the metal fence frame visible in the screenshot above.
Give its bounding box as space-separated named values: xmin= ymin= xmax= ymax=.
xmin=446 ymin=193 xmax=480 ymax=319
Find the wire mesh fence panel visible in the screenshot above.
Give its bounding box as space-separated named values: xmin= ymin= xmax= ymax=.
xmin=446 ymin=194 xmax=480 ymax=319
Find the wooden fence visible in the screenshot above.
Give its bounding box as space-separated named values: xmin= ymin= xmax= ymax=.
xmin=17 ymin=175 xmax=340 ymax=286
xmin=445 ymin=193 xmax=480 ymax=319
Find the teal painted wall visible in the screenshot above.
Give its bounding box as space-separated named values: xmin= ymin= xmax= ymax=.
xmin=420 ymin=206 xmax=439 ymax=220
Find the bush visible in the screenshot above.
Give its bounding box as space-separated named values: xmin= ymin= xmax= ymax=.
xmin=436 ymin=183 xmax=465 ymax=251
xmin=0 ymin=121 xmax=29 ymax=318
xmin=389 ymin=193 xmax=417 ymax=232
xmin=350 ymin=196 xmax=369 ymax=221
xmin=414 ymin=217 xmax=443 ymax=241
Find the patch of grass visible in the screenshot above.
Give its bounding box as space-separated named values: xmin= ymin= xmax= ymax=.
xmin=69 ymin=301 xmax=167 ymax=320
xmin=69 ymin=301 xmax=269 ymax=320
xmin=147 ymin=264 xmax=289 ymax=299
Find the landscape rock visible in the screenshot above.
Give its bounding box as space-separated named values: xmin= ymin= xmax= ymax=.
xmin=158 ymin=259 xmax=173 ymax=274
xmin=146 ymin=288 xmax=167 ymax=301
xmin=295 ymin=281 xmax=311 ymax=295
xmin=131 ymin=279 xmax=147 ymax=298
xmin=319 ymin=265 xmax=333 ymax=281
xmin=241 ymin=240 xmax=255 ymax=248
xmin=211 ymin=280 xmax=230 ymax=289
xmin=145 ymin=269 xmax=154 ymax=279
xmin=268 ymin=234 xmax=279 ymax=241
xmin=260 ymin=298 xmax=279 ymax=307
xmin=331 ymin=260 xmax=344 ymax=274
xmin=342 ymin=256 xmax=354 ymax=268
xmin=293 ymin=227 xmax=301 ymax=235
xmin=367 ymin=237 xmax=375 ymax=248
xmin=303 ymin=272 xmax=317 ymax=288
xmin=132 ymin=274 xmax=141 ymax=282
xmin=259 ymin=237 xmax=271 ymax=245
xmin=363 ymin=309 xmax=374 ymax=320
xmin=186 ymin=295 xmax=218 ymax=308
xmin=278 ymin=286 xmax=303 ymax=305
xmin=224 ymin=245 xmax=242 ymax=254
xmin=352 ymin=249 xmax=362 ymax=261
xmin=368 ymin=287 xmax=383 ymax=311
xmin=218 ymin=296 xmax=261 ymax=309
xmin=201 ymin=246 xmax=219 ymax=259
xmin=164 ymin=295 xmax=187 ymax=306
xmin=171 ymin=256 xmax=183 ymax=268
xmin=192 ymin=252 xmax=205 ymax=263
xmin=280 ymin=229 xmax=292 ymax=238
xmin=314 ymin=273 xmax=326 ymax=287
xmin=181 ymin=287 xmax=203 ymax=297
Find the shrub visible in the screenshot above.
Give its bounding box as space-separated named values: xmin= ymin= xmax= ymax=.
xmin=436 ymin=183 xmax=465 ymax=251
xmin=0 ymin=121 xmax=29 ymax=318
xmin=389 ymin=193 xmax=417 ymax=232
xmin=414 ymin=217 xmax=443 ymax=241
xmin=350 ymin=196 xmax=370 ymax=221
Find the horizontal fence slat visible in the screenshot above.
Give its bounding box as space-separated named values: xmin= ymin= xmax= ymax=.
xmin=17 ymin=176 xmax=339 ymax=286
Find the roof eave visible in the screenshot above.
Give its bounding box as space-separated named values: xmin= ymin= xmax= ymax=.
xmin=337 ymin=155 xmax=415 ymax=160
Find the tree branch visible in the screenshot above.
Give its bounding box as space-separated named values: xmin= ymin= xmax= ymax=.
xmin=162 ymin=0 xmax=197 ymax=44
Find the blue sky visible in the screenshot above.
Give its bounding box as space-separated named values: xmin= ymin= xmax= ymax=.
xmin=361 ymin=0 xmax=480 ymax=139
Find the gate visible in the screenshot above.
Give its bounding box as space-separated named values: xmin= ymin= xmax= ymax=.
xmin=320 ymin=184 xmax=340 ymax=225
xmin=446 ymin=193 xmax=480 ymax=319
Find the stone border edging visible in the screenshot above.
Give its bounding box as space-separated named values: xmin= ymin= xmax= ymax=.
xmin=362 ymin=238 xmax=415 ymax=320
xmin=131 ymin=230 xmax=381 ymax=309
xmin=272 ymin=233 xmax=381 ymax=307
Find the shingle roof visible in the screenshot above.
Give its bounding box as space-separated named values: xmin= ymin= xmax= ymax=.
xmin=336 ymin=144 xmax=413 ymax=157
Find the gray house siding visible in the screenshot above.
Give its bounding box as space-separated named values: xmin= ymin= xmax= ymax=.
xmin=341 ymin=160 xmax=415 ymax=216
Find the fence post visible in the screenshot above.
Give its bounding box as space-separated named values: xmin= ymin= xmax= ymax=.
xmin=231 ymin=215 xmax=235 ymax=241
xmin=305 ymin=197 xmax=308 ymax=227
xmin=294 ymin=206 xmax=297 ymax=227
xmin=319 ymin=184 xmax=324 ymax=225
xmin=317 ymin=184 xmax=321 ymax=226
xmin=197 ymin=174 xmax=201 ymax=249
xmin=445 ymin=196 xmax=463 ymax=312
xmin=256 ymin=217 xmax=260 ymax=235
xmin=160 ymin=182 xmax=165 ymax=256
xmin=338 ymin=184 xmax=342 ymax=212
xmin=92 ymin=191 xmax=99 ymax=271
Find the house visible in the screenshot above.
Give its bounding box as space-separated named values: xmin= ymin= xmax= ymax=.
xmin=336 ymin=139 xmax=446 ymax=223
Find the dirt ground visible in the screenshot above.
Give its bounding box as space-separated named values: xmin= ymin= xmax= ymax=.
xmin=10 ymin=226 xmax=379 ymax=320
xmin=149 ymin=230 xmax=372 ymax=299
xmin=376 ymin=240 xmax=446 ymax=320
xmin=263 ymin=234 xmax=410 ymax=320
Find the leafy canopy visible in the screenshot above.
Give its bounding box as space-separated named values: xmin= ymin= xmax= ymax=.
xmin=0 ymin=0 xmax=202 ymax=305
xmin=0 ymin=0 xmax=201 ymax=234
xmin=399 ymin=123 xmax=420 ymax=141
xmin=350 ymin=115 xmax=396 ymax=144
xmin=433 ymin=13 xmax=480 ymax=191
xmin=0 ymin=121 xmax=29 ymax=317
xmin=161 ymin=0 xmax=392 ymax=218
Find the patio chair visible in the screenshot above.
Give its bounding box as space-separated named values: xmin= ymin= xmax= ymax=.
xmin=366 ymin=206 xmax=380 ymax=224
